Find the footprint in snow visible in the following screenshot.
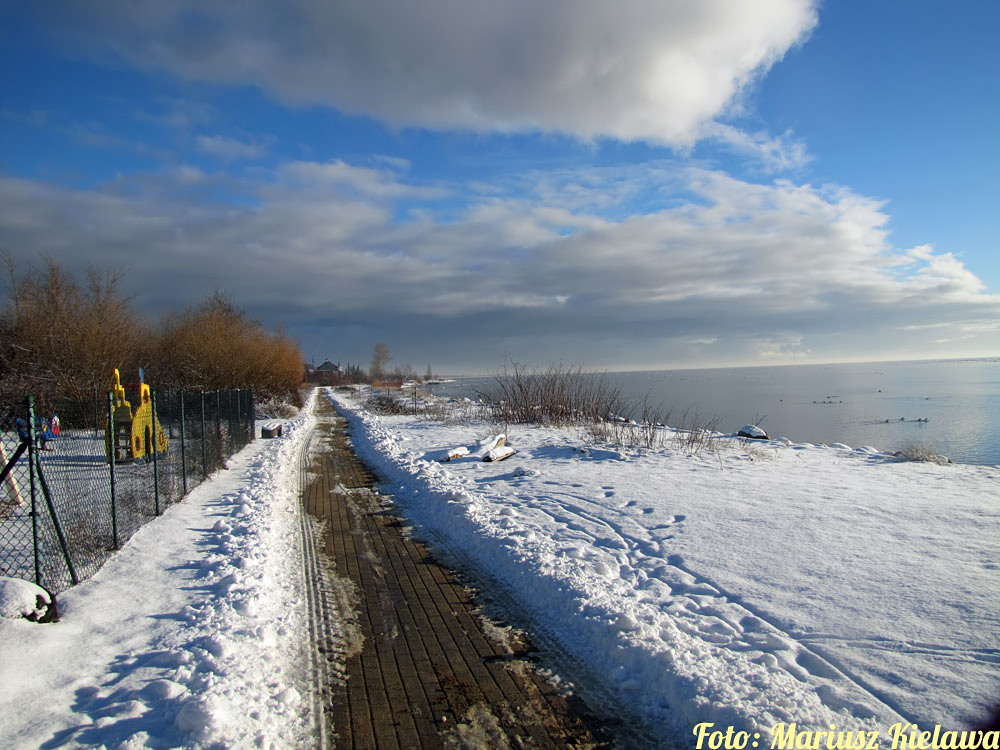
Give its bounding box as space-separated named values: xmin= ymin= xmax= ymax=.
xmin=739 ymin=615 xmax=767 ymax=633
xmin=795 ymin=650 xmax=841 ymax=680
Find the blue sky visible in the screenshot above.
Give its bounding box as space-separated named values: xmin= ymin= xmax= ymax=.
xmin=1 ymin=1 xmax=997 ymax=374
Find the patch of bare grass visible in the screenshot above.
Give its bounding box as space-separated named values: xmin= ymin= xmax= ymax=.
xmin=893 ymin=442 xmax=950 ymax=464
xmin=365 ymin=393 xmax=410 ymax=415
xmin=477 ymin=360 xmax=626 ymax=427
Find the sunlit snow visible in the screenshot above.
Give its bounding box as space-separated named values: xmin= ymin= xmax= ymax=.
xmin=1 ymin=386 xmax=997 ymax=748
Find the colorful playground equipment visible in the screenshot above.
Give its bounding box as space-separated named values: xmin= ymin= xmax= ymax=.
xmin=106 ymin=369 xmax=168 ymax=463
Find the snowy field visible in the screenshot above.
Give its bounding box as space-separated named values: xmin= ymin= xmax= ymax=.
xmin=0 ymin=394 xmax=318 ymax=749
xmin=331 ymin=387 xmax=999 ymax=743
xmin=1 ymin=385 xmax=997 ymax=749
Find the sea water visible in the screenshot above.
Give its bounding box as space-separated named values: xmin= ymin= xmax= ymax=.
xmin=431 ymin=358 xmax=1000 ymax=466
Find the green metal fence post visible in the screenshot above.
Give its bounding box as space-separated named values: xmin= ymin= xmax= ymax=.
xmin=26 ymin=396 xmax=41 ymax=586
xmin=200 ymin=391 xmax=208 ymax=478
xmin=244 ymin=389 xmax=251 ymax=445
xmin=180 ymin=390 xmax=187 ymax=495
xmin=32 ymin=440 xmax=78 ymax=588
xmin=152 ymin=390 xmax=161 ymax=515
xmin=107 ymin=391 xmax=119 ymax=549
xmin=233 ymin=390 xmax=240 ymax=449
xmin=215 ymin=390 xmax=222 ymax=468
xmin=250 ymin=389 xmax=255 ymax=442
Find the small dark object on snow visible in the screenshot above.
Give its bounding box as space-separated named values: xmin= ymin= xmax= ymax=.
xmin=261 ymin=424 xmax=283 ymax=439
xmin=29 ymin=591 xmax=58 ymax=623
xmin=738 ymin=425 xmax=769 ymax=440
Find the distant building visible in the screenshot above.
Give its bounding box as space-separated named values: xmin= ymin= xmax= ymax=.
xmin=305 ymin=359 xmax=344 ymax=385
xmin=315 ymin=360 xmax=342 ymax=374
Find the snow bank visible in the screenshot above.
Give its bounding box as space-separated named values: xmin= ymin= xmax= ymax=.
xmin=0 ymin=393 xmax=317 ymax=749
xmin=0 ymin=577 xmax=53 ymax=621
xmin=5 ymin=384 xmax=993 ymax=748
xmin=328 ymin=388 xmax=1000 ymax=744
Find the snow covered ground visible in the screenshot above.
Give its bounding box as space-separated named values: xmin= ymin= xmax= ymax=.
xmin=331 ymin=388 xmax=1000 ymax=744
xmin=2 ymin=385 xmax=997 ymax=749
xmin=0 ymin=393 xmax=318 ymax=749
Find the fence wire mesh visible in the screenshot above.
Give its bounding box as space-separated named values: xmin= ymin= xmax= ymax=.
xmin=0 ymin=387 xmax=254 ymax=595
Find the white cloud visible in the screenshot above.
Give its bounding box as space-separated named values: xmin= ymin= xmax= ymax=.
xmin=1 ymin=160 xmax=996 ymax=369
xmin=172 ymin=165 xmax=208 ymax=184
xmin=904 ymin=245 xmax=987 ymax=297
xmin=274 ymin=160 xmax=444 ymax=201
xmin=195 ymin=134 xmax=266 ymax=161
xmin=703 ymin=122 xmax=812 ymax=172
xmin=48 ymin=0 xmax=818 ymax=146
xmin=755 ymin=334 xmax=811 ymax=360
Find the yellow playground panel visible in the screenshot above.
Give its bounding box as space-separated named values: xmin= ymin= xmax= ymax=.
xmin=106 ymin=369 xmax=168 ymax=463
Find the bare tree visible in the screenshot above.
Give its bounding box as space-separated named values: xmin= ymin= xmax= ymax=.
xmin=370 ymin=342 xmax=390 ymax=381
xmin=0 ymin=254 xmax=144 ymax=404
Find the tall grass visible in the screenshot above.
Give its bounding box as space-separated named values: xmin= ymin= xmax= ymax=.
xmin=586 ymin=404 xmax=725 ymax=455
xmin=474 ymin=361 xmax=730 ymax=455
xmin=894 ymin=442 xmax=950 ymax=464
xmin=476 ymin=361 xmax=627 ymax=426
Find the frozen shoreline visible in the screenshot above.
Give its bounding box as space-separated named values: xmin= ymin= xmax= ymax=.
xmin=426 ymin=358 xmax=1000 ymax=466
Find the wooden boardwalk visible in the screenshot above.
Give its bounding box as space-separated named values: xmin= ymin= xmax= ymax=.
xmin=301 ymin=395 xmax=612 ymax=749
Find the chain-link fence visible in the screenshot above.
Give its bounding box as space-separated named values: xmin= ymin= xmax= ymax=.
xmin=1 ymin=386 xmax=254 ymax=595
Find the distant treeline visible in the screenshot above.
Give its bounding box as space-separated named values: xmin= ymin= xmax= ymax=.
xmin=0 ymin=256 xmax=305 ymax=408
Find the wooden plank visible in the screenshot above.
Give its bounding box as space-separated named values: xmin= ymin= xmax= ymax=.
xmin=302 ymin=394 xmax=611 ymax=750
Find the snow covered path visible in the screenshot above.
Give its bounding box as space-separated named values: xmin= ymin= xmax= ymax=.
xmin=329 ymin=388 xmax=1000 ymax=744
xmin=0 ymin=395 xmax=318 ymax=749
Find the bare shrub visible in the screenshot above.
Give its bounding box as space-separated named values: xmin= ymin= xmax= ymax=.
xmin=417 ymin=397 xmax=489 ymax=425
xmin=632 ymin=399 xmax=673 ymax=449
xmin=370 ymin=342 xmax=390 ymax=381
xmin=585 ymin=398 xmax=670 ymax=450
xmin=365 ymin=393 xmax=409 ymax=415
xmin=0 ymin=255 xmax=145 ymax=407
xmin=477 ymin=361 xmax=732 ymax=458
xmin=149 ymin=291 xmax=304 ymax=406
xmin=414 ymin=399 xmax=452 ymax=422
xmin=670 ymin=408 xmax=724 ymax=455
xmin=477 ymin=360 xmax=626 ymax=426
xmin=584 ymin=402 xmax=727 ymax=458
xmin=255 ymin=396 xmax=300 ymax=419
xmin=740 ymin=442 xmax=776 ymax=462
xmin=2 ymin=259 xmax=304 ymax=407
xmin=894 ymin=442 xmax=949 ymax=464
